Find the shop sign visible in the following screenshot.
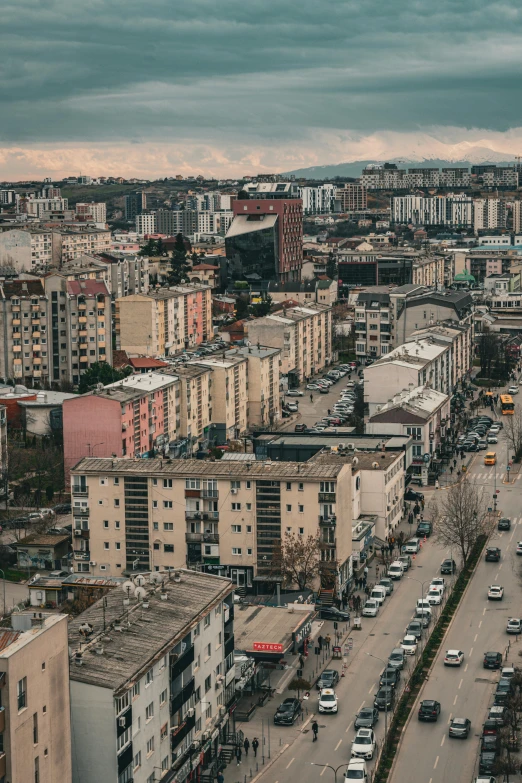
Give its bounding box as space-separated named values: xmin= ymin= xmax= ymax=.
xmin=253 ymin=642 xmax=283 ymax=653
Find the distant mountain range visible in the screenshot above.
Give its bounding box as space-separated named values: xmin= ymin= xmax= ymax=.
xmin=285 ymin=148 xmax=518 ymax=180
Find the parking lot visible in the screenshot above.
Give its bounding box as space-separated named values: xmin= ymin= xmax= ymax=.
xmin=280 ymin=363 xmax=362 ymax=431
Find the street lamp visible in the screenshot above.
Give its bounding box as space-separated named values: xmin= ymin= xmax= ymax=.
xmin=310 ymin=763 xmax=347 ymax=782
xmin=365 ymin=652 xmax=390 ymax=750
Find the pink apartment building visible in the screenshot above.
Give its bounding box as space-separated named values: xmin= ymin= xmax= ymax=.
xmin=63 ymin=372 xmax=180 ymax=486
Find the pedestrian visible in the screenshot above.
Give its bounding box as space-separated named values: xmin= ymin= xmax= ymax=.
xmin=299 ymin=654 xmax=305 ymax=670
xmin=453 ymin=458 xmax=457 ymax=468
xmin=388 ymin=542 xmax=393 ymax=556
xmin=449 ymin=465 xmax=453 ymax=475
xmin=243 ymin=737 xmax=250 ymax=756
xmin=375 ymin=566 xmax=380 ymax=580
xmin=310 ymin=394 xmax=313 ymax=403
xmin=312 ymin=720 xmax=319 ymax=741
xmin=421 ymin=499 xmax=425 ymax=511
xmin=457 ymin=469 xmax=461 ymax=479
xmin=252 ymin=738 xmax=259 ymax=757
xmin=327 ymin=409 xmax=331 ymax=416
xmin=318 ymin=634 xmax=323 ymax=651
xmin=363 ymin=577 xmax=367 ymax=590
xmin=363 ymin=565 xmax=369 ymax=579
xmin=325 ymin=634 xmax=331 ymax=651
xmin=217 ymin=773 xmax=225 ymax=783
xmin=236 ymin=745 xmax=242 ymax=765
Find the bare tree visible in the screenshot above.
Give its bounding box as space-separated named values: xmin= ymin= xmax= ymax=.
xmin=503 ymin=409 xmax=522 ymax=463
xmin=271 ymin=532 xmax=326 ymax=591
xmin=428 ymin=477 xmax=492 ymax=565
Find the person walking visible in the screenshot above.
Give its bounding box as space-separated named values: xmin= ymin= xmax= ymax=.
xmin=324 ymin=634 xmax=331 ymax=651
xmin=236 ymin=745 xmax=242 ymax=765
xmin=318 ymin=634 xmax=324 ymax=651
xmin=375 ymin=566 xmax=380 ymax=580
xmin=312 ymin=720 xmax=319 ymax=741
xmin=310 ymin=394 xmax=314 ymax=403
xmin=363 ymin=565 xmax=369 ymax=580
xmin=217 ymin=773 xmax=225 ymax=783
xmin=243 ymin=737 xmax=250 ymax=757
xmin=421 ymin=499 xmax=425 ymax=511
xmin=449 ymin=465 xmax=453 ymax=475
xmin=252 ymin=738 xmax=259 ymax=758
xmin=299 ymin=654 xmax=305 ymax=670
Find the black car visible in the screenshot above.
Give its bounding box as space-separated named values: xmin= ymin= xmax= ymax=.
xmin=416 ymin=521 xmax=433 ymax=538
xmin=319 ymin=607 xmax=350 ymax=622
xmin=379 ymin=667 xmax=400 ymax=689
xmin=494 ymin=678 xmax=513 ymax=705
xmin=481 ymin=734 xmax=500 ymax=753
xmin=441 ymin=558 xmax=457 ymax=575
xmin=53 ymin=503 xmax=71 ymax=514
xmin=479 ymin=750 xmax=498 ymax=775
xmin=483 ymin=651 xmax=503 ymax=669
xmin=406 ymin=620 xmax=423 ymax=640
xmin=274 ymin=698 xmax=302 ymax=725
xmin=294 ymin=424 xmax=308 ymax=433
xmin=498 ymin=517 xmax=511 ymax=531
xmin=449 ymin=717 xmax=471 ymax=738
xmin=316 ymin=669 xmax=340 ymax=690
xmin=354 ymin=706 xmax=379 ymax=729
xmin=374 ymin=686 xmax=395 ymax=711
xmin=485 ymin=547 xmax=501 ymax=562
xmin=405 ymin=489 xmax=424 ymax=502
xmin=418 ymin=700 xmax=441 ymax=721
xmin=464 ymin=442 xmax=478 ymax=452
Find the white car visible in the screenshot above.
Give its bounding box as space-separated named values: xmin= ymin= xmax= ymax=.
xmin=351 ymin=728 xmax=376 ymax=760
xmin=416 ymin=598 xmax=432 ymax=614
xmin=487 ymin=435 xmax=498 ymax=444
xmin=362 ymin=600 xmax=379 ymax=617
xmin=286 ymin=402 xmax=299 ymax=412
xmin=286 ymin=390 xmax=304 ymax=397
xmin=508 ymin=386 xmax=519 ymax=395
xmin=306 ymin=383 xmax=320 ymax=390
xmin=427 ymin=588 xmax=443 ymax=605
xmin=345 ymin=759 xmax=368 ymax=781
xmin=488 ymin=585 xmax=504 ymax=601
xmin=346 ymin=381 xmax=356 ymax=388
xmin=516 ymin=541 xmax=522 ymax=556
xmin=430 ymin=577 xmax=445 ymax=593
xmin=318 ymin=688 xmax=338 ymax=714
xmin=401 ymin=635 xmax=418 ymax=655
xmin=388 ymin=562 xmax=404 ymax=580
xmin=444 ymin=649 xmax=464 ymax=666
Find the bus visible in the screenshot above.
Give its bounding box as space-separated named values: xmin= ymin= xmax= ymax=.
xmin=500 ymin=394 xmax=515 ymax=415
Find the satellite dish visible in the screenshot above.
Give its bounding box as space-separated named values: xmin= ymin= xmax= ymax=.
xmin=133 ymin=574 xmax=147 ymax=587
xmin=135 ymin=586 xmax=147 ymax=600
xmin=122 ymin=580 xmax=135 ymax=596
xmin=150 ymin=572 xmax=164 ymax=585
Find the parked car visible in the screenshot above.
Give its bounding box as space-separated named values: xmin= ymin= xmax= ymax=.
xmin=378 ymin=577 xmax=394 ymax=595
xmin=506 ymin=618 xmax=522 ymax=634
xmin=379 ymin=667 xmax=400 ymax=689
xmin=362 ymin=600 xmax=379 ymax=617
xmin=402 ymin=538 xmax=421 ymax=554
xmin=294 ymin=423 xmax=307 ymax=433
xmin=387 ymin=561 xmax=404 ymax=580
xmin=494 ymin=678 xmax=513 ymax=705
xmin=398 ymin=554 xmax=412 ymax=571
xmin=483 ymin=651 xmax=502 ymax=670
xmin=405 ymin=620 xmax=423 ymax=640
xmin=387 ymin=648 xmax=405 ymax=671
xmin=274 ymin=698 xmax=302 ymax=725
xmin=416 ymin=521 xmax=433 ymax=538
xmin=400 ymin=635 xmax=418 ymax=655
xmin=418 ymin=700 xmax=441 ymax=721
xmin=404 ymin=489 xmax=424 ymax=502
xmin=319 ymin=607 xmax=350 ymax=622
xmin=441 ymin=558 xmax=456 ymax=574
xmin=426 ymin=587 xmax=443 ymax=605
xmin=345 ymin=759 xmax=368 ymax=782
xmin=286 ymin=390 xmax=304 ymax=397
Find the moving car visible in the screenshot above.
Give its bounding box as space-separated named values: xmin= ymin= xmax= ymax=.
xmin=487 ymin=435 xmax=498 ymax=444
xmin=362 ymin=600 xmax=379 ymax=617
xmin=516 ymin=541 xmax=522 ymax=555
xmin=506 ymin=618 xmax=522 ymax=634
xmin=351 ymin=728 xmax=376 ymax=760
xmin=286 ymin=390 xmax=304 ymax=397
xmin=318 ymin=688 xmax=338 ymax=714
xmin=415 ymin=609 xmax=431 ymax=629
xmin=487 ymin=585 xmax=504 ymax=601
xmin=418 ymin=700 xmax=441 ymax=721
xmin=400 ymin=635 xmax=418 ymax=655
xmin=316 ymin=669 xmax=340 ymax=690
xmin=508 ymin=385 xmax=519 ymax=395
xmin=274 ymin=698 xmax=302 ymax=725
xmin=426 ymin=587 xmax=443 ymax=605
xmin=485 ymin=547 xmax=501 ymax=562
xmin=294 ymin=423 xmax=307 ymax=433
xmin=387 ymin=648 xmax=405 ymax=671
xmin=404 ymin=489 xmax=424 ymax=502
xmin=484 ymin=451 xmax=497 ymax=466
xmin=430 ymin=577 xmax=445 ymax=592
xmin=449 ymin=717 xmax=471 ymax=738
xmin=416 ymin=520 xmax=433 ymax=538
xmin=354 ymin=706 xmax=379 ymax=729
xmin=406 ymin=620 xmax=423 ymax=640
xmin=444 ymin=650 xmax=464 ymax=666
xmin=374 ymin=686 xmax=395 ymax=711
xmin=483 ymin=651 xmax=502 ymax=670
xmin=498 ymin=517 xmax=511 ymax=530
xmin=379 ymin=667 xmax=400 ymax=689
xmin=344 ymin=759 xmax=368 ymax=782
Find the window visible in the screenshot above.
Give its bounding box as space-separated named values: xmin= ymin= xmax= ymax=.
xmin=193 ymin=622 xmax=200 ymax=637
xmin=153 ymin=479 xmax=158 ymax=487
xmin=232 ymin=547 xmax=242 ymax=555
xmin=299 ymin=527 xmax=304 ymax=535
xmin=114 ymin=477 xmax=120 ymax=486
xmin=286 ymin=504 xmax=292 ymax=512
xmin=154 ymin=543 xmax=160 ymax=551
xmin=132 ymin=682 xmax=140 ymax=698
xmin=117 ymin=727 xmax=131 ymax=751
xmin=34 ymin=756 xmax=40 ymax=783
xmin=246 ymin=503 xmax=252 ymax=511
xmin=17 ymin=677 xmax=27 ymax=710
xmin=164 ymin=522 xmax=173 ymax=531
xmin=147 ymin=775 xmax=155 ymax=783
xmin=104 ymin=542 xmax=109 ymax=550
xmin=247 ymin=548 xmax=252 ymax=555
xmin=163 ymin=501 xmax=173 ymax=509
xmin=230 ymin=480 xmax=240 ymax=490
xmin=205 ymin=675 xmax=212 ymax=692
xmin=145 ymin=669 xmax=153 ymax=686
xmin=116 ymin=542 xmax=121 ymax=550
xmin=163 ymin=479 xmax=173 ymax=488
xmin=246 ymin=480 xmax=251 ymax=489
xmin=152 ymin=500 xmax=158 ymax=509
xmin=41 ymin=662 xmax=45 ymax=671
xmin=231 ymin=502 xmax=241 ymax=511
xmin=145 ymin=702 xmax=154 ymax=721
xmin=164 ymin=544 xmax=174 ymax=553
xmin=246 ymin=525 xmax=252 ymax=532
xmin=231 ymin=525 xmax=242 ymax=533
xmin=116 ymin=692 xmax=130 ymax=714
xmin=286 ymin=526 xmax=292 ymax=532
xmin=204 ymin=613 xmax=211 ymax=627
xmin=153 ymin=522 xmax=159 ymax=530
xmin=185 ymin=478 xmax=200 ymax=489
xmin=298 ymin=504 xmax=304 ymax=513
xmin=298 ymin=482 xmax=304 ymax=491
xmin=133 ymin=751 xmax=142 ymax=769
xmin=103 ymin=520 xmax=109 ymax=529
xmin=160 ymin=689 xmax=167 ymax=705
xmin=195 ymin=717 xmax=202 ymax=733
xmin=162 ymin=756 xmax=169 ymax=772
xmin=286 ymin=482 xmax=292 ymax=491
xmin=33 ymin=712 xmax=38 ymax=744
xmin=161 ymin=723 xmax=168 ymax=741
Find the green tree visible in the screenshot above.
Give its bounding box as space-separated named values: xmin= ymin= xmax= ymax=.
xmin=78 ymin=362 xmax=133 ymax=394
xmin=326 ymin=253 xmax=337 ymax=280
xmin=235 ymin=296 xmax=250 ymax=319
xmin=167 ymin=233 xmax=191 ymax=286
xmin=251 ymin=296 xmax=272 ymax=317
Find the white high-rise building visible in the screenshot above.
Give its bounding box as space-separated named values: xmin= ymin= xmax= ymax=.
xmin=473 ymin=199 xmax=505 ymax=232
xmin=135 ymin=212 xmax=157 ymax=236
xmin=299 ymin=184 xmax=337 ymax=214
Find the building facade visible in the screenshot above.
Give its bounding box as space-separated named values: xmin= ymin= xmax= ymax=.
xmin=334 ymin=184 xmax=368 ymax=212
xmin=225 ymin=345 xmax=281 ymax=428
xmin=191 ymin=356 xmax=248 ymax=442
xmin=51 ymin=228 xmax=112 ymax=264
xmin=0 ymin=228 xmax=53 ymax=271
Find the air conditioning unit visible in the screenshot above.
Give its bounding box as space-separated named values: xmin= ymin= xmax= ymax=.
xmin=89 ymin=561 xmax=97 ymax=567
xmin=118 ymin=717 xmax=126 ymax=728
xmin=186 ymin=707 xmax=195 ymax=718
xmin=219 ymin=705 xmax=226 ymax=716
xmin=231 ymin=489 xmax=238 ymax=495
xmin=74 ymin=530 xmax=82 ymax=537
xmin=217 ymin=674 xmax=225 ymax=683
xmin=192 ymin=740 xmax=201 ymax=750
xmin=202 ymin=731 xmax=211 ymax=741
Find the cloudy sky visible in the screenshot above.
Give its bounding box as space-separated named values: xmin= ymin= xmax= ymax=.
xmin=3 ymin=0 xmax=522 ymax=179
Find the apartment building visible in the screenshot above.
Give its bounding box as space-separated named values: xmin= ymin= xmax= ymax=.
xmin=405 ymin=323 xmax=473 ymax=388
xmin=0 ymin=228 xmax=53 ymax=271
xmin=191 ymin=355 xmax=248 ymax=442
xmin=225 ymin=345 xmax=281 ymax=428
xmin=298 ymin=184 xmax=337 ymax=214
xmin=353 ymin=288 xmax=394 ymax=359
xmin=96 ymin=253 xmax=150 ymax=299
xmin=473 ymin=198 xmax=506 ymax=233
xmin=24 ymin=196 xmax=69 ymax=217
xmin=69 ymin=570 xmax=235 ymax=783
xmin=361 ymin=165 xmax=472 ymax=189
xmin=0 ymin=280 xmax=49 ymax=385
xmin=44 ymin=274 xmax=112 ymax=385
xmin=63 ymin=372 xmax=181 ymax=485
xmin=412 ymin=254 xmax=445 ymax=287
xmin=124 ymin=191 xmax=147 ymax=221
xmin=0 ymin=613 xmax=71 ymax=783
xmin=70 ymin=457 xmax=353 ymax=594
xmin=392 ymin=194 xmax=474 ymax=227
xmin=75 ymin=202 xmax=107 ymax=224
xmin=115 ymin=285 xmax=212 ymax=356
xmin=367 ymin=386 xmax=450 ymax=486
xmin=51 ymin=228 xmax=112 ymax=264
xmin=267 ymin=279 xmax=338 ymax=307
xmin=245 ymin=303 xmax=332 ymax=385
xmin=169 ymin=365 xmax=212 ymax=453
xmin=197 ymin=210 xmax=234 ymax=236
xmin=156 ymin=209 xmax=198 ymax=236
xmin=135 ymin=212 xmax=157 ymax=236
xmin=334 ymin=184 xmax=368 ymax=212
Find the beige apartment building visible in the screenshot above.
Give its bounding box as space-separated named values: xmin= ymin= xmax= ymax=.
xmin=224 ymin=345 xmax=281 ymax=427
xmin=51 ymin=228 xmax=111 ymax=264
xmin=245 ymin=303 xmax=332 ymax=385
xmin=192 ymin=355 xmax=248 ymax=442
xmin=165 ymin=364 xmax=212 ymax=452
xmin=115 ymin=284 xmax=212 ymax=356
xmin=0 ymin=613 xmax=71 ymax=783
xmin=71 ymin=457 xmax=353 ymax=594
xmin=412 ymin=255 xmax=445 ymax=287
xmin=0 ymin=228 xmax=53 ymax=271
xmin=0 ymin=280 xmax=48 ymax=385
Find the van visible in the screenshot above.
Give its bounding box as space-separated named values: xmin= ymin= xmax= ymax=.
xmin=370 ymin=586 xmax=386 ymax=605
xmin=403 ymin=538 xmax=421 ymax=554
xmin=484 ymin=452 xmax=497 ymax=466
xmin=416 ymin=599 xmax=432 ymax=615
xmin=388 ymin=562 xmax=404 ymax=580
xmin=345 ymin=759 xmax=368 ymax=781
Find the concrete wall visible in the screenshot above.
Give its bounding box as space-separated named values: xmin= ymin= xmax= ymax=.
xmin=364 ymin=363 xmax=420 ymax=416
xmin=63 ymin=396 xmax=122 ymax=487
xmin=117 ymin=296 xmax=154 ymax=354
xmin=70 ymin=680 xmax=117 ymax=783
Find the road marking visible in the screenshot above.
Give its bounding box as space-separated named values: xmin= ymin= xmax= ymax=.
xmin=499 ymin=563 xmax=503 ymax=570
xmin=320 ymin=766 xmax=327 ymax=777
xmin=458 ymin=678 xmax=463 ymax=689
xmin=286 ymin=758 xmax=295 ymax=769
xmin=368 ymin=684 xmax=375 ymax=694
xmin=453 ymin=695 xmax=458 ymax=705
xmin=335 ymin=739 xmax=343 ymax=751
xmin=483 ymin=607 xmax=487 ymax=616
xmin=345 ymin=720 xmax=353 ymax=734
xmin=441 ymin=734 xmax=445 ymax=746
xmin=479 ymin=620 xmax=483 ymax=628
xmin=434 ymin=756 xmax=439 ymax=769
xmin=469 ymin=648 xmax=473 ymax=657
xmin=464 ymin=663 xmax=468 ymax=672
xmin=474 ymin=634 xmax=478 ymax=642
xmin=357 ymin=701 xmax=365 ymax=713
xmin=494 ymin=572 xmax=499 ymax=580
xmin=447 ymin=713 xmax=452 ymax=724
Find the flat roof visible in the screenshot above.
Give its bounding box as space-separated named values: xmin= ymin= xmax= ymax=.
xmin=255 ymin=432 xmax=411 ymax=450
xmin=226 ymin=214 xmax=278 ymax=239
xmin=311 ymin=451 xmax=402 ymax=471
xmin=105 ymin=371 xmax=178 ymax=394
xmin=233 ymin=604 xmax=316 ymax=654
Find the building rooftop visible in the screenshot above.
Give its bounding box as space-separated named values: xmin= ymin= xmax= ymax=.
xmin=190 ymin=356 xmax=246 ymax=370
xmin=225 ymin=214 xmax=278 ymax=239
xmin=369 ymin=385 xmax=448 ymax=422
xmin=128 ymin=357 xmax=169 ymax=370
xmin=225 ymin=345 xmax=280 ymax=360
xmin=72 ymin=456 xmax=346 ymax=480
xmin=68 ymin=569 xmax=233 ymax=691
xmin=0 ymin=280 xmax=45 ymax=298
xmin=104 ymin=371 xmax=178 ymax=395
xmin=66 ymin=279 xmax=110 ymax=297
xmin=371 ymin=337 xmax=448 ymax=368
xmin=233 ymin=604 xmax=316 ymax=654
xmin=253 ymin=432 xmax=411 ymax=451
xmin=12 ymin=533 xmax=69 ymax=548
xmin=311 ymin=451 xmax=402 ymax=471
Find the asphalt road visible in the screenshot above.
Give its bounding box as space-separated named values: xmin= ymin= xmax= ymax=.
xmin=388 ymin=418 xmax=522 ymax=783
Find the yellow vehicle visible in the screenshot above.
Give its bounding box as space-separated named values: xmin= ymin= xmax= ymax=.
xmin=500 ymin=394 xmax=515 ymax=414
xmin=484 ymin=451 xmax=497 ymax=466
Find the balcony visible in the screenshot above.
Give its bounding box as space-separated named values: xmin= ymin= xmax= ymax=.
xmin=185 ymin=511 xmax=202 ymax=521
xmin=170 ymin=677 xmax=195 ymax=715
xmin=318 ymin=492 xmax=336 ymax=503
xmin=170 ymin=645 xmax=195 ymax=681
xmin=319 ymin=515 xmax=337 ymax=526
xmin=73 ymin=551 xmax=90 ymax=561
xmin=202 ymin=488 xmax=218 ymax=499
xmin=171 ymin=711 xmax=196 ymax=751
xmin=225 ymin=634 xmax=235 ymax=658
xmin=72 ymin=486 xmax=88 ymax=497
xmin=73 ymin=506 xmax=89 ymax=516
xmin=186 ymin=532 xmax=219 ymax=544
xmin=0 ymin=705 xmax=5 ymax=732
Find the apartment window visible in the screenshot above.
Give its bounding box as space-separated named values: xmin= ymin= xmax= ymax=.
xmin=246 ymin=525 xmax=252 ymax=532
xmin=115 ymin=520 xmax=120 ymax=529
xmin=162 ymin=756 xmax=169 ymax=772
xmin=145 ymin=702 xmax=154 ymax=721
xmin=17 ymin=676 xmax=27 ymax=710
xmin=204 ymin=613 xmax=211 ymax=627
xmin=286 ymin=504 xmax=292 ymax=512
xmin=104 ymin=542 xmax=109 ymax=550
xmin=246 ymin=503 xmax=252 ymax=511
xmin=117 ymin=727 xmax=131 ymax=751
xmin=133 ymin=751 xmax=142 ymax=769
xmin=164 ymin=544 xmax=174 ymax=553
xmin=247 ymin=547 xmax=253 ymax=555
xmin=231 ymin=502 xmax=241 ymax=511
xmin=193 ymin=622 xmax=200 ymax=637
xmin=205 ymin=675 xmax=212 ymax=692
xmin=163 ymin=479 xmax=173 ymax=488
xmin=161 ymin=723 xmax=168 ymax=741
xmin=114 ymin=477 xmax=120 ymax=486
xmin=114 ymin=498 xmax=120 ymax=507
xmin=298 ymin=504 xmax=304 ymax=513
xmin=153 ymin=522 xmax=159 ymax=530
xmin=34 ymin=756 xmax=40 ymax=783
xmin=153 ymin=479 xmax=158 ymax=486
xmin=116 ymin=542 xmax=121 ymax=550
xmin=195 ymin=717 xmax=202 ymax=733
xmin=103 ymin=520 xmax=109 ymax=529
xmin=299 ymin=527 xmax=304 ymax=535
xmin=145 ymin=669 xmax=153 ymax=686
xmin=153 ymin=500 xmax=158 ymax=509
xmin=147 ymin=775 xmax=155 ymax=783
xmin=163 ymin=501 xmax=173 ymax=509
xmin=286 ymin=482 xmax=292 ymax=491
xmin=230 ymin=480 xmax=240 ymax=490
xmin=246 ymin=480 xmax=251 ymax=489
xmin=232 ymin=547 xmax=242 ymax=555
xmin=33 ymin=712 xmax=38 ymax=744
xmin=160 ymin=689 xmax=167 ymax=705
xmin=231 ymin=525 xmax=242 ymax=533
xmin=132 ymin=682 xmax=140 ymax=698
xmin=298 ymin=482 xmax=304 ymax=491
xmin=164 ymin=522 xmax=173 ymax=531
xmin=185 ymin=478 xmax=200 ymax=489
xmin=153 ymin=543 xmax=160 ymax=551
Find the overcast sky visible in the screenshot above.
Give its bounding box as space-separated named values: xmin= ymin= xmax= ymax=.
xmin=3 ymin=0 xmax=522 ymax=179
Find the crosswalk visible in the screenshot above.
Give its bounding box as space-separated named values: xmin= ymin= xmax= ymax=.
xmin=470 ymin=470 xmax=522 ymax=482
